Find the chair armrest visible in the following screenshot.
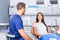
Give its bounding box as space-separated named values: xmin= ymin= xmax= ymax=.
xmin=5 ymin=33 xmax=15 ymax=38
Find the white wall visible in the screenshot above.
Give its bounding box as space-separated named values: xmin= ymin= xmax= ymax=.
xmin=9 ymin=0 xmax=60 ymax=26
xmin=0 ymin=0 xmax=9 ymax=23
xmin=10 ymin=0 xmax=36 ymax=6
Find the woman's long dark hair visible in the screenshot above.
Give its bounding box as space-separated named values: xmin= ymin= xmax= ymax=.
xmin=36 ymin=12 xmax=48 ymax=31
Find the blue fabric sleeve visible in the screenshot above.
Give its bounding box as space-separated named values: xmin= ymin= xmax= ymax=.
xmin=14 ymin=17 xmax=23 ymax=30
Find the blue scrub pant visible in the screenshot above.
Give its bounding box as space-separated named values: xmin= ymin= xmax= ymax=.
xmin=39 ymin=34 xmax=60 ymax=40
xmin=10 ymin=37 xmax=24 ymax=40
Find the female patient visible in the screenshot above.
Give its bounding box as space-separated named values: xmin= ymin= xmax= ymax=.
xmin=31 ymin=12 xmax=51 ymax=39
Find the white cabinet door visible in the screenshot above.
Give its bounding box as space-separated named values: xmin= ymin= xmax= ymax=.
xmin=44 ymin=16 xmax=57 ymax=26
xmin=38 ymin=6 xmax=52 ymax=15
xmin=53 ymin=7 xmax=60 ymax=15
xmin=22 ymin=16 xmax=36 ymax=26
xmin=9 ymin=7 xmax=17 ymax=15
xmin=57 ymin=17 xmax=60 ymax=26
xmin=10 ymin=0 xmax=36 ymax=6
xmin=25 ymin=5 xmax=39 ymax=15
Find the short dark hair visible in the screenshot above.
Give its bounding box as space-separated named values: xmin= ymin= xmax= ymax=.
xmin=16 ymin=2 xmax=25 ymax=10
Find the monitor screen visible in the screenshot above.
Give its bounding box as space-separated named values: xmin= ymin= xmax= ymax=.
xmin=37 ymin=0 xmax=44 ymax=4
xmin=50 ymin=0 xmax=58 ymax=4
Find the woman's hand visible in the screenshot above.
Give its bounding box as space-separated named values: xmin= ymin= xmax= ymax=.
xmin=47 ymin=28 xmax=51 ymax=33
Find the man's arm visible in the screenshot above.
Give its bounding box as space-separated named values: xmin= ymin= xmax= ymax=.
xmin=18 ymin=29 xmax=32 ymax=40
xmin=14 ymin=18 xmax=32 ymax=40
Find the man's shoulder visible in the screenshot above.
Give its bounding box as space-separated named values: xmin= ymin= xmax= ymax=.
xmin=10 ymin=14 xmax=22 ymax=23
xmin=12 ymin=14 xmax=21 ymax=19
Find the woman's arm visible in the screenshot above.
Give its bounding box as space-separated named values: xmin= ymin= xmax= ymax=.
xmin=31 ymin=22 xmax=43 ymax=37
xmin=31 ymin=22 xmax=36 ymax=35
xmin=31 ymin=26 xmax=43 ymax=37
xmin=31 ymin=27 xmax=35 ymax=35
xmin=34 ymin=27 xmax=42 ymax=36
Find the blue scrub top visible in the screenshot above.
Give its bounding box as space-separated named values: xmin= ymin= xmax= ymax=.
xmin=9 ymin=14 xmax=24 ymax=40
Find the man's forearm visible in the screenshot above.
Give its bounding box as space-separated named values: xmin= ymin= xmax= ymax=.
xmin=18 ymin=29 xmax=32 ymax=40
xmin=22 ymin=32 xmax=32 ymax=40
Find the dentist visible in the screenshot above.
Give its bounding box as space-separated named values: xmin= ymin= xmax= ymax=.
xmin=9 ymin=2 xmax=32 ymax=40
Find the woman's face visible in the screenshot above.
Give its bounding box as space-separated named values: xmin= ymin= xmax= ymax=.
xmin=38 ymin=14 xmax=42 ymax=21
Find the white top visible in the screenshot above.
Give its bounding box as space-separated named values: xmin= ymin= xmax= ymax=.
xmin=33 ymin=23 xmax=48 ymax=35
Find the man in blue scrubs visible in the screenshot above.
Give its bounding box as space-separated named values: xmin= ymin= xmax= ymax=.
xmin=9 ymin=2 xmax=32 ymax=40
